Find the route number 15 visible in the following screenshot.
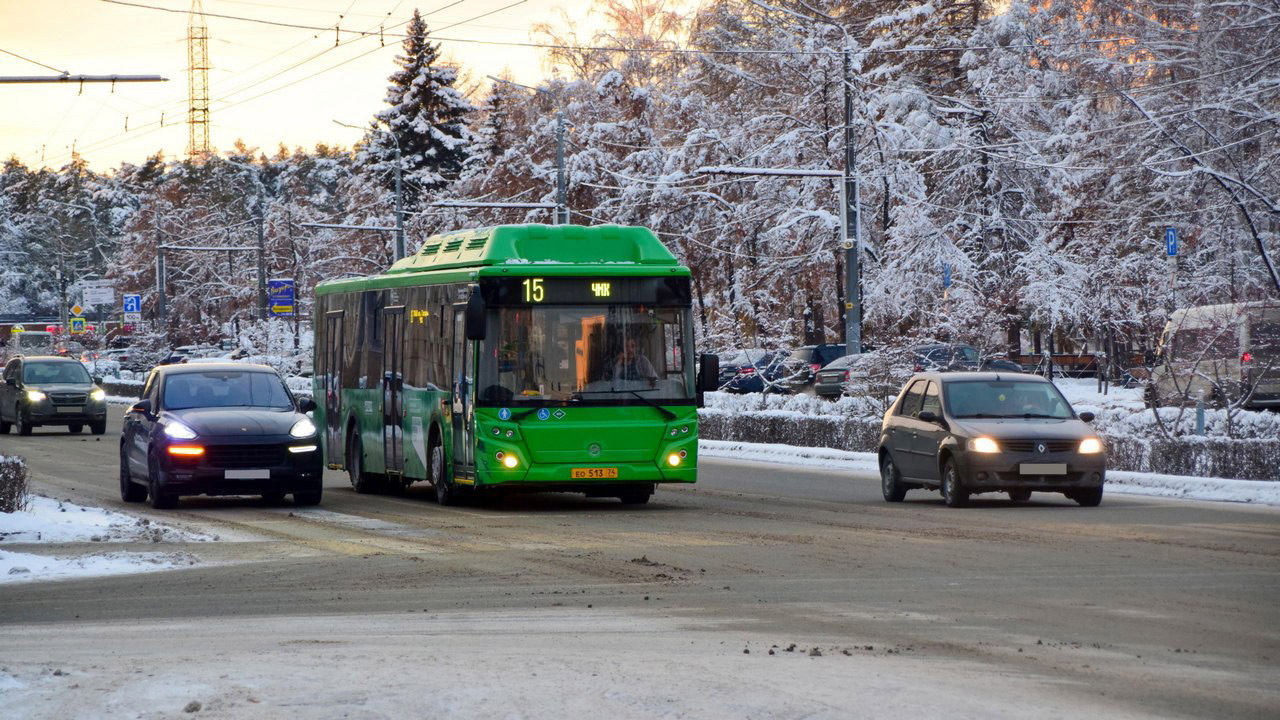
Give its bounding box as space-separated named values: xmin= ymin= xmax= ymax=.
xmin=523 ymin=278 xmax=544 ymax=303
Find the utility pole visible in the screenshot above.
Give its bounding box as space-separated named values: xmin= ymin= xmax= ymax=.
xmin=257 ymin=208 xmax=267 ymax=319
xmin=333 ymin=120 xmax=404 ymax=259
xmin=556 ymin=110 xmax=567 ymax=225
xmin=486 ymin=76 xmax=568 ymax=225
xmin=187 ymin=0 xmax=211 ymax=158
xmin=156 ymin=247 xmax=166 ymax=324
xmin=842 ymin=49 xmax=861 ymax=358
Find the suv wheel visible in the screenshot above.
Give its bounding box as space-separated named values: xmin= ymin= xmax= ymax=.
xmin=940 ymin=459 xmax=969 ymax=508
xmin=15 ymin=406 xmax=32 ymax=436
xmin=880 ymin=454 xmax=907 ymax=502
xmin=119 ymin=447 xmax=147 ymax=503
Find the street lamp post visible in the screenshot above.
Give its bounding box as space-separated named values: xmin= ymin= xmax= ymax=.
xmin=335 ymin=120 xmax=406 ymax=259
xmin=487 ymin=76 xmax=568 ymax=224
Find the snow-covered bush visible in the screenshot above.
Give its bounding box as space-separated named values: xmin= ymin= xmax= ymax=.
xmin=0 ymin=455 xmax=30 ymax=514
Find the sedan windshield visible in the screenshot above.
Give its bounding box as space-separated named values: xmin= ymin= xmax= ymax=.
xmin=479 ymin=305 xmax=693 ymax=404
xmin=945 ymin=380 xmax=1074 ymax=419
xmin=163 ymin=371 xmax=293 ymax=410
xmin=23 ymin=361 xmax=91 ymax=384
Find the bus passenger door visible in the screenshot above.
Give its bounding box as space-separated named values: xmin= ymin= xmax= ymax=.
xmin=382 ymin=306 xmax=406 ymax=478
xmin=324 ymin=310 xmax=345 ymax=466
xmin=451 ymin=306 xmax=475 ymax=480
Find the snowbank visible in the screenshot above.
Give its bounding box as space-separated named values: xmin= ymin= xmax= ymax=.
xmin=0 ymin=495 xmax=215 ymax=585
xmin=699 ymin=440 xmax=1280 ymax=506
xmin=0 ymin=495 xmax=215 ymax=544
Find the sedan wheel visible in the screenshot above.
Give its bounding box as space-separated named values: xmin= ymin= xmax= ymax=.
xmin=1071 ymin=486 xmax=1104 ymax=507
xmin=940 ymin=460 xmax=969 ymax=508
xmin=147 ymin=453 xmax=177 ymax=509
xmin=880 ymin=454 xmax=907 ymax=502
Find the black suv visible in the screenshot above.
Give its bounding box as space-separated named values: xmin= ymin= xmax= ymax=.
xmin=1 ymin=356 xmax=108 ymax=435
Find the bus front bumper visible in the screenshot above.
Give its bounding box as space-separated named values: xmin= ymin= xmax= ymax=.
xmin=479 ymin=460 xmax=696 ymax=486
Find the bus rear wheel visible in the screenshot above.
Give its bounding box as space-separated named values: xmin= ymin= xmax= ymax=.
xmin=347 ymin=433 xmax=381 ymax=494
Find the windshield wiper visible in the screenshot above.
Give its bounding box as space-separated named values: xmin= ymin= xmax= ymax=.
xmin=574 ymin=388 xmax=677 ymax=420
xmin=952 ymin=413 xmax=1004 ymax=418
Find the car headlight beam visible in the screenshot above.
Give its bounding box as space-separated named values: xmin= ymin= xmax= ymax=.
xmin=26 ymin=389 xmax=46 ymax=402
xmin=1079 ymin=437 xmax=1104 ymax=454
xmin=90 ymin=388 xmax=106 ymax=402
xmin=164 ymin=422 xmax=198 ymax=440
xmin=970 ymin=437 xmax=1000 ymax=453
xmin=290 ymin=418 xmax=317 ymax=438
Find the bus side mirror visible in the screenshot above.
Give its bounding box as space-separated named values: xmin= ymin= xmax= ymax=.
xmin=699 ymin=354 xmax=719 ymax=393
xmin=465 ymin=290 xmax=487 ymax=341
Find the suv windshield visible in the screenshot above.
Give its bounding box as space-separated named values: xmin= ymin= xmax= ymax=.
xmin=479 ymin=305 xmax=693 ymax=404
xmin=162 ymin=371 xmax=293 ymax=410
xmin=23 ymin=361 xmax=91 ymax=384
xmin=944 ymin=380 xmax=1073 ymax=419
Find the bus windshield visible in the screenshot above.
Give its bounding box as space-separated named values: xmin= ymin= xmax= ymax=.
xmin=479 ymin=305 xmax=693 ymax=405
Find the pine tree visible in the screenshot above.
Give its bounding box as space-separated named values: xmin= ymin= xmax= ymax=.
xmin=362 ymin=9 xmax=475 ymax=207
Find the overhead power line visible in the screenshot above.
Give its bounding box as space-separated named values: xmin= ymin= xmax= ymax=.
xmin=97 ymin=1 xmax=1280 ymax=56
xmin=0 ymin=74 xmax=167 ymax=84
xmin=0 ymin=47 xmax=69 ymax=74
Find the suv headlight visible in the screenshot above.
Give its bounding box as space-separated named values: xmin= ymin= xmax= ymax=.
xmin=969 ymin=437 xmax=1000 ymax=453
xmin=290 ymin=418 xmax=317 ymax=438
xmin=90 ymin=388 xmax=106 ymax=402
xmin=164 ymin=422 xmax=198 ymax=440
xmin=1079 ymin=437 xmax=1103 ymax=454
xmin=26 ymin=389 xmax=46 ymax=402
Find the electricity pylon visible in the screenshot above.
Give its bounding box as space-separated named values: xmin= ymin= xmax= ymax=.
xmin=187 ymin=0 xmax=210 ymax=158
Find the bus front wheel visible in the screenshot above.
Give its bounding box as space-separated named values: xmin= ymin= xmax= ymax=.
xmin=432 ymin=444 xmax=466 ymax=506
xmin=619 ymin=485 xmax=653 ymax=505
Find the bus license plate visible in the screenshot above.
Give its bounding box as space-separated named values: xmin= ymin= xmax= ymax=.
xmin=572 ymin=468 xmax=617 ymax=479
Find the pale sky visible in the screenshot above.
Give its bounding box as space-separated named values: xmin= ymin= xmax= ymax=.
xmin=0 ymin=0 xmax=599 ymax=171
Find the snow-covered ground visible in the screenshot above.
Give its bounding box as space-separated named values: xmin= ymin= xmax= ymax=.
xmin=0 ymin=495 xmax=214 ymax=584
xmin=700 ymin=440 xmax=1280 ymax=506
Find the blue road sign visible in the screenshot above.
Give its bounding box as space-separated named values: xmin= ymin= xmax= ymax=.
xmin=498 ymin=408 xmax=511 ymax=421
xmin=942 ymin=262 xmax=952 ymax=289
xmin=1165 ymin=227 xmax=1177 ymax=256
xmin=268 ymin=278 xmax=295 ymax=317
xmin=122 ymin=294 xmax=141 ymax=313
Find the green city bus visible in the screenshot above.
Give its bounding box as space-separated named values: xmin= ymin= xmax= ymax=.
xmin=312 ymin=224 xmax=718 ymax=505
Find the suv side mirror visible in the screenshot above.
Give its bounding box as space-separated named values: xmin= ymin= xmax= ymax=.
xmin=465 ymin=289 xmax=487 ymax=341
xmin=130 ymin=399 xmax=153 ymax=417
xmin=93 ymin=376 xmax=103 ymax=385
xmin=917 ymin=410 xmax=940 ymax=423
xmin=297 ymin=396 xmax=317 ymax=413
xmin=1079 ymin=411 xmax=1095 ymax=423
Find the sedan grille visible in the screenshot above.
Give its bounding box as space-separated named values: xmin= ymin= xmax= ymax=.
xmin=48 ymin=392 xmax=87 ymax=406
xmin=205 ymin=444 xmax=287 ymax=468
xmin=1001 ymin=439 xmax=1078 ymax=453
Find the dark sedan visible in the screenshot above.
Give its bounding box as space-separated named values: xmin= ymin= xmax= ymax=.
xmin=119 ymin=363 xmax=323 ymax=509
xmin=877 ymin=372 xmax=1106 ymax=507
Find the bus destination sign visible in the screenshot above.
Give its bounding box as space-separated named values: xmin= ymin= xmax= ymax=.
xmin=480 ymin=276 xmax=691 ymax=306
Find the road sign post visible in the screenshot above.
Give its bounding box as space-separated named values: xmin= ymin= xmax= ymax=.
xmin=268 ymin=279 xmax=295 ymax=317
xmin=123 ymin=294 xmax=142 ymax=325
xmin=1165 ymin=227 xmax=1177 ymax=257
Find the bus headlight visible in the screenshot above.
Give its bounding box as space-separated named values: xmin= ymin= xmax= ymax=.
xmin=496 ymin=451 xmax=519 ymax=469
xmin=667 ymin=449 xmax=687 ymax=467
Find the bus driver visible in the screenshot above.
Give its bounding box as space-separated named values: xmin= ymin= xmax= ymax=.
xmin=613 ymin=337 xmax=658 ymax=386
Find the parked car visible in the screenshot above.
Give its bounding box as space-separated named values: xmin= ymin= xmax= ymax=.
xmin=771 ymin=344 xmax=848 ymax=394
xmin=912 ymin=343 xmax=981 ymax=371
xmin=118 ymin=363 xmax=323 ymax=509
xmin=720 ymin=350 xmax=779 ymax=393
xmin=877 ymin=372 xmax=1106 ymax=508
xmin=0 ymin=355 xmax=108 ymax=435
xmin=1146 ymin=301 xmax=1279 ymax=409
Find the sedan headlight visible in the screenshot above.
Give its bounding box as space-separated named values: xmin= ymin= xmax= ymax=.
xmin=90 ymin=388 xmax=106 ymax=402
xmin=164 ymin=422 xmax=198 ymax=440
xmin=1079 ymin=437 xmax=1104 ymax=454
xmin=970 ymin=437 xmax=1000 ymax=453
xmin=26 ymin=389 xmax=46 ymax=402
xmin=290 ymin=418 xmax=317 ymax=438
